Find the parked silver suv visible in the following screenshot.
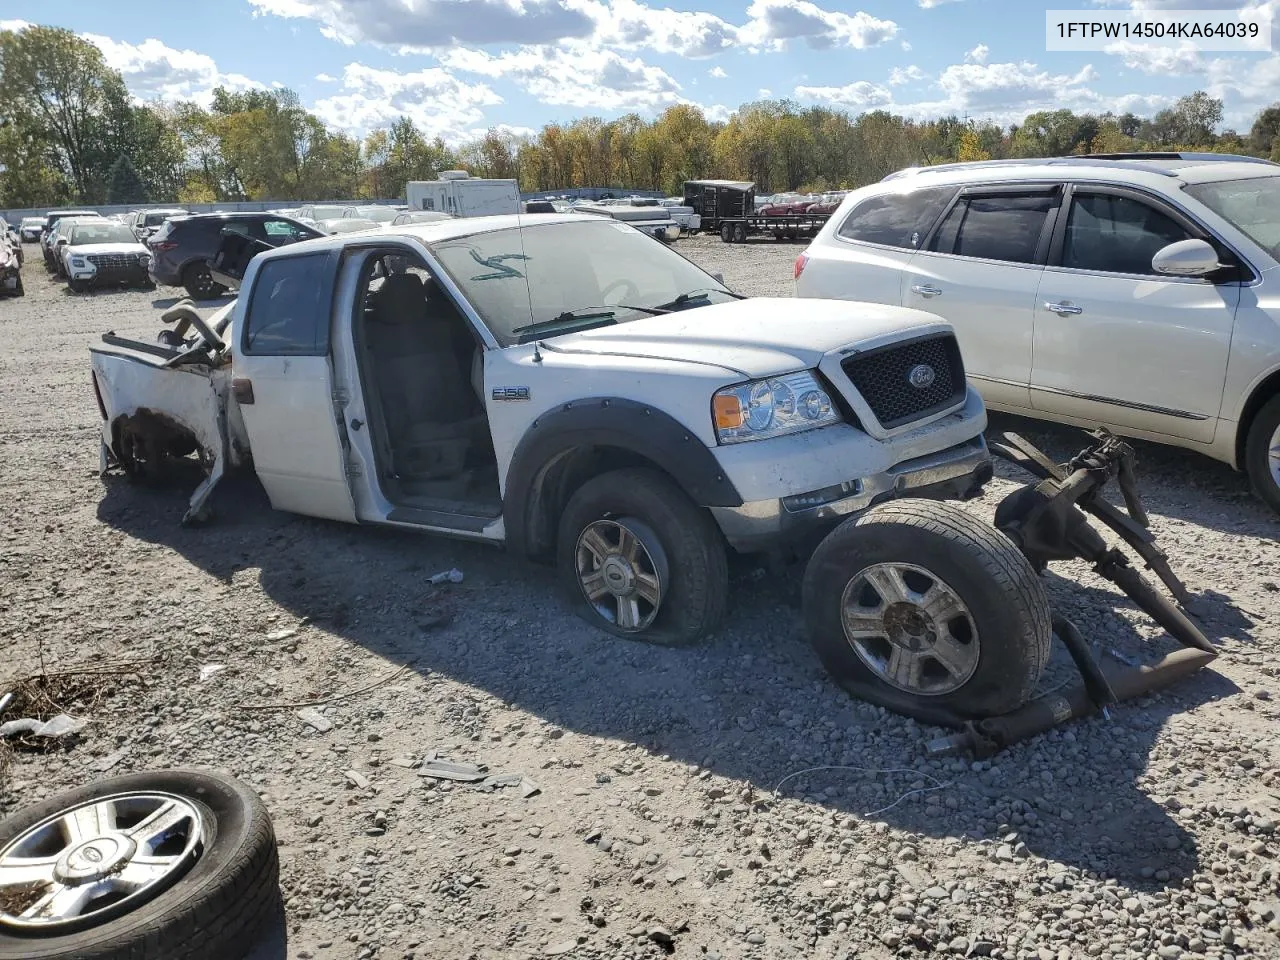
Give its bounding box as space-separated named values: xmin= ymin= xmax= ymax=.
xmin=796 ymin=153 xmax=1280 ymax=515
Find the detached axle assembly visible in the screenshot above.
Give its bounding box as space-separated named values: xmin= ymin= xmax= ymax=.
xmin=926 ymin=430 xmax=1218 ymax=758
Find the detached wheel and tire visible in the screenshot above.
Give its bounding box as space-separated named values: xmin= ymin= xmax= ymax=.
xmin=0 ymin=769 xmax=280 ymax=960
xmin=802 ymin=500 xmax=1051 ymax=724
xmin=1245 ymin=394 xmax=1280 ymax=516
xmin=182 ymin=263 xmax=226 ymax=301
xmin=558 ymin=468 xmax=728 ymax=646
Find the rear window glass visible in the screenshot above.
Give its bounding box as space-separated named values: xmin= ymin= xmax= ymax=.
xmin=930 ymin=193 xmax=1056 ymax=264
xmin=244 ymin=253 xmax=332 ymax=355
xmin=836 ymin=187 xmax=954 ymax=248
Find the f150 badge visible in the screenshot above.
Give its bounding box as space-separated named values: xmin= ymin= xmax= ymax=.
xmin=492 ymin=386 xmax=531 ymax=402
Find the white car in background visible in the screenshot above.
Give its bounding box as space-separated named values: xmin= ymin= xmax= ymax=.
xmin=795 ymin=152 xmax=1280 ymax=515
xmin=314 ymin=218 xmax=381 ymax=235
xmin=60 ymin=219 xmax=153 ymax=292
xmin=19 ymin=217 xmax=44 ymax=242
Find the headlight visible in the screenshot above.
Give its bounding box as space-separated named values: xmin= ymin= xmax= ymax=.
xmin=713 ymin=370 xmax=839 ymax=443
xmin=70 ymin=257 xmax=86 ymax=267
xmin=137 ymin=253 xmax=150 ymax=264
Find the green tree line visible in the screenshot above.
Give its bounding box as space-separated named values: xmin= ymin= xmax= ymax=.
xmin=5 ymin=24 xmax=1280 ymax=208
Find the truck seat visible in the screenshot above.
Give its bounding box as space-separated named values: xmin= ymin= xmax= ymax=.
xmin=367 ymin=271 xmax=487 ymax=479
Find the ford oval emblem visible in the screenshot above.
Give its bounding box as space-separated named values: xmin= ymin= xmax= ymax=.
xmin=907 ymin=364 xmax=937 ymax=390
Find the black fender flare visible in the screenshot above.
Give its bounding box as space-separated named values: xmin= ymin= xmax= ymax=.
xmin=503 ymin=397 xmax=743 ymax=557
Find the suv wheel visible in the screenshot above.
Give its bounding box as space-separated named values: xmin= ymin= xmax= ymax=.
xmin=802 ymin=499 xmax=1051 ymax=723
xmin=182 ymin=263 xmax=226 ymax=301
xmin=557 ymin=468 xmax=728 ymax=646
xmin=1245 ymin=394 xmax=1280 ymax=515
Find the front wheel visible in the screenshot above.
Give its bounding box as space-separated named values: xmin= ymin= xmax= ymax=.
xmin=802 ymin=499 xmax=1051 ymax=724
xmin=557 ymin=468 xmax=728 ymax=646
xmin=68 ymin=279 xmax=87 ymax=294
xmin=720 ymin=223 xmax=733 ymax=243
xmin=1245 ymin=394 xmax=1280 ymax=516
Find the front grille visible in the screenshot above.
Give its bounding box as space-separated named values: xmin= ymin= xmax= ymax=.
xmin=840 ymin=333 xmax=966 ymax=429
xmin=87 ymin=253 xmax=145 ymax=274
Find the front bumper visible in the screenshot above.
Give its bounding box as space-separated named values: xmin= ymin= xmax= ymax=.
xmin=69 ymin=263 xmax=151 ymax=286
xmin=711 ymin=435 xmax=992 ymax=552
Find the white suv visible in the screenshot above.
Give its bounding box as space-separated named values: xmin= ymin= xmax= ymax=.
xmin=795 ymin=153 xmax=1280 ymax=514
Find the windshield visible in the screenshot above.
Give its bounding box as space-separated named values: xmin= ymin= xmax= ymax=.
xmin=310 ymin=205 xmax=347 ymax=220
xmin=356 ymin=206 xmax=398 ymax=222
xmin=145 ymin=211 xmax=182 ymax=226
xmin=69 ymin=223 xmax=138 ymax=245
xmin=428 ymin=219 xmax=733 ymax=346
xmin=1184 ymin=175 xmax=1280 ymax=260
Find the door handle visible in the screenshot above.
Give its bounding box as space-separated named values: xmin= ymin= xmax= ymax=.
xmin=1044 ymin=301 xmax=1083 ymax=316
xmin=911 ymin=283 xmax=942 ymax=298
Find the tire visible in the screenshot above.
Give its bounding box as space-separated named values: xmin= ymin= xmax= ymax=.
xmin=68 ymin=279 xmax=87 ymax=294
xmin=12 ymin=276 xmax=22 ymax=297
xmin=182 ymin=263 xmax=226 ymax=301
xmin=0 ymin=769 xmax=280 ymax=960
xmin=802 ymin=499 xmax=1051 ymax=724
xmin=733 ymin=223 xmax=748 ymax=243
xmin=557 ymin=467 xmax=728 ymax=646
xmin=1244 ymin=393 xmax=1280 ymax=516
xmin=720 ymin=223 xmax=733 ymax=243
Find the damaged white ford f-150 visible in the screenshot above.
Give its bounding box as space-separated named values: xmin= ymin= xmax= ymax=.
xmin=90 ymin=213 xmax=992 ymax=644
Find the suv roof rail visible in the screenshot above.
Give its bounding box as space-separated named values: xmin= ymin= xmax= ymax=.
xmin=883 ymin=151 xmax=1279 ymax=182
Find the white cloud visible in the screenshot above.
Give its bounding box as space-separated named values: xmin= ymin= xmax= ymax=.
xmin=584 ymin=0 xmax=738 ymax=57
xmin=900 ymin=40 xmax=912 ymax=51
xmin=315 ymin=72 xmax=338 ymax=82
xmin=0 ymin=19 xmax=33 ymax=32
xmin=918 ymin=0 xmax=962 ymax=6
xmin=441 ymin=43 xmax=682 ymax=111
xmin=704 ymin=103 xmax=732 ymax=122
xmin=82 ymin=34 xmax=262 ymax=104
xmin=740 ymin=0 xmax=898 ymax=50
xmin=888 ymin=65 xmax=926 ymax=85
xmin=965 ymin=43 xmax=989 ymax=64
xmin=709 ymin=66 xmax=727 ymax=78
xmin=794 ymin=79 xmax=893 ymax=109
xmin=311 ymin=62 xmax=503 ymax=143
xmin=248 ymin=0 xmax=595 ymax=49
xmin=758 ymin=88 xmax=773 ymax=97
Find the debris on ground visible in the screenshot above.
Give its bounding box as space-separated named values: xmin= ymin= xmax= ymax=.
xmin=428 ymin=568 xmax=464 ymax=585
xmin=296 ymin=707 xmax=333 ymax=733
xmin=0 ymin=714 xmax=85 ymax=739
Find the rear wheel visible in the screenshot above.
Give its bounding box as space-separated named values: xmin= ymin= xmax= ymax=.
xmin=1245 ymin=394 xmax=1280 ymax=516
xmin=720 ymin=223 xmax=733 ymax=243
xmin=733 ymin=223 xmax=748 ymax=243
xmin=802 ymin=499 xmax=1051 ymax=724
xmin=557 ymin=468 xmax=728 ymax=646
xmin=182 ymin=263 xmax=225 ymax=301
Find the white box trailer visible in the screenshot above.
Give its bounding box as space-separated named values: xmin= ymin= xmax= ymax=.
xmin=405 ymin=171 xmax=520 ymax=218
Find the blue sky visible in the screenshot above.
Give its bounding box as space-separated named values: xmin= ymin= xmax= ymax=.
xmin=3 ymin=1 xmax=1278 ymax=143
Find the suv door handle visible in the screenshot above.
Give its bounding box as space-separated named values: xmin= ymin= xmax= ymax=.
xmin=911 ymin=283 xmax=942 ymax=298
xmin=1045 ymin=301 xmax=1083 ymax=316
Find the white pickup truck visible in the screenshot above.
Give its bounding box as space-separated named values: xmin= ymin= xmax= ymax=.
xmin=90 ymin=213 xmax=992 ymax=644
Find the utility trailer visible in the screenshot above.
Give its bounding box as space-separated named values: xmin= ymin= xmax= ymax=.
xmin=713 ymin=211 xmax=831 ymax=244
xmin=683 ymin=179 xmax=831 ymax=243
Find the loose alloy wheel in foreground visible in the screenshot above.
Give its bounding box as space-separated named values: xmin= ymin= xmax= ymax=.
xmin=0 ymin=769 xmax=281 ymax=960
xmin=803 ymin=499 xmax=1052 ymax=725
xmin=0 ymin=793 xmax=203 ymax=934
xmin=839 ymin=561 xmax=980 ymax=697
xmin=558 ymin=468 xmax=728 ymax=646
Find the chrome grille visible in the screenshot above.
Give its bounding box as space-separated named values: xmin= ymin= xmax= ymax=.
xmin=87 ymin=253 xmax=144 ymax=273
xmin=840 ymin=333 xmax=966 ymax=429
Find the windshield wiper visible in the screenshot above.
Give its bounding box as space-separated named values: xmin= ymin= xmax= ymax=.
xmin=512 ymin=303 xmax=670 ymax=343
xmin=659 ymin=287 xmax=747 ymax=309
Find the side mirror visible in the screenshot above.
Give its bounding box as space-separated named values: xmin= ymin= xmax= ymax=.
xmin=1152 ymin=238 xmax=1221 ymax=277
xmin=56 ymin=238 xmax=67 ymax=245
xmin=712 ymin=272 xmax=724 ymax=284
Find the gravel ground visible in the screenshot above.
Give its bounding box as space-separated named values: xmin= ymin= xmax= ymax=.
xmin=1 ymin=233 xmax=1279 ymax=960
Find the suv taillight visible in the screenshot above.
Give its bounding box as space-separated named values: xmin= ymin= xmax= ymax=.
xmin=794 ymin=252 xmax=809 ymax=280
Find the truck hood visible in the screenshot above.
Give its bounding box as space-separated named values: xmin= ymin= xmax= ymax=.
xmin=69 ymin=242 xmax=148 ymax=256
xmin=545 ymin=297 xmax=947 ymax=378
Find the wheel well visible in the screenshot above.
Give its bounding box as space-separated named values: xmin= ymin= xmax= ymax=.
xmin=1236 ymin=370 xmax=1280 ymax=468
xmin=112 ymin=409 xmax=201 ymax=461
xmin=522 ymin=445 xmax=681 ymax=558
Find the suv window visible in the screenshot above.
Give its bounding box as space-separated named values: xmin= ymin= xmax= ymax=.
xmin=244 ymin=254 xmax=332 ymax=355
xmin=930 ymin=193 xmax=1055 ymax=264
xmin=836 ymin=187 xmax=953 ymax=248
xmin=263 ymin=219 xmax=313 ymax=244
xmin=1062 ymin=192 xmax=1193 ymax=275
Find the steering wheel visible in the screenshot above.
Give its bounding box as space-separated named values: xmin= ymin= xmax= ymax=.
xmin=601 ymin=278 xmax=640 ymax=305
